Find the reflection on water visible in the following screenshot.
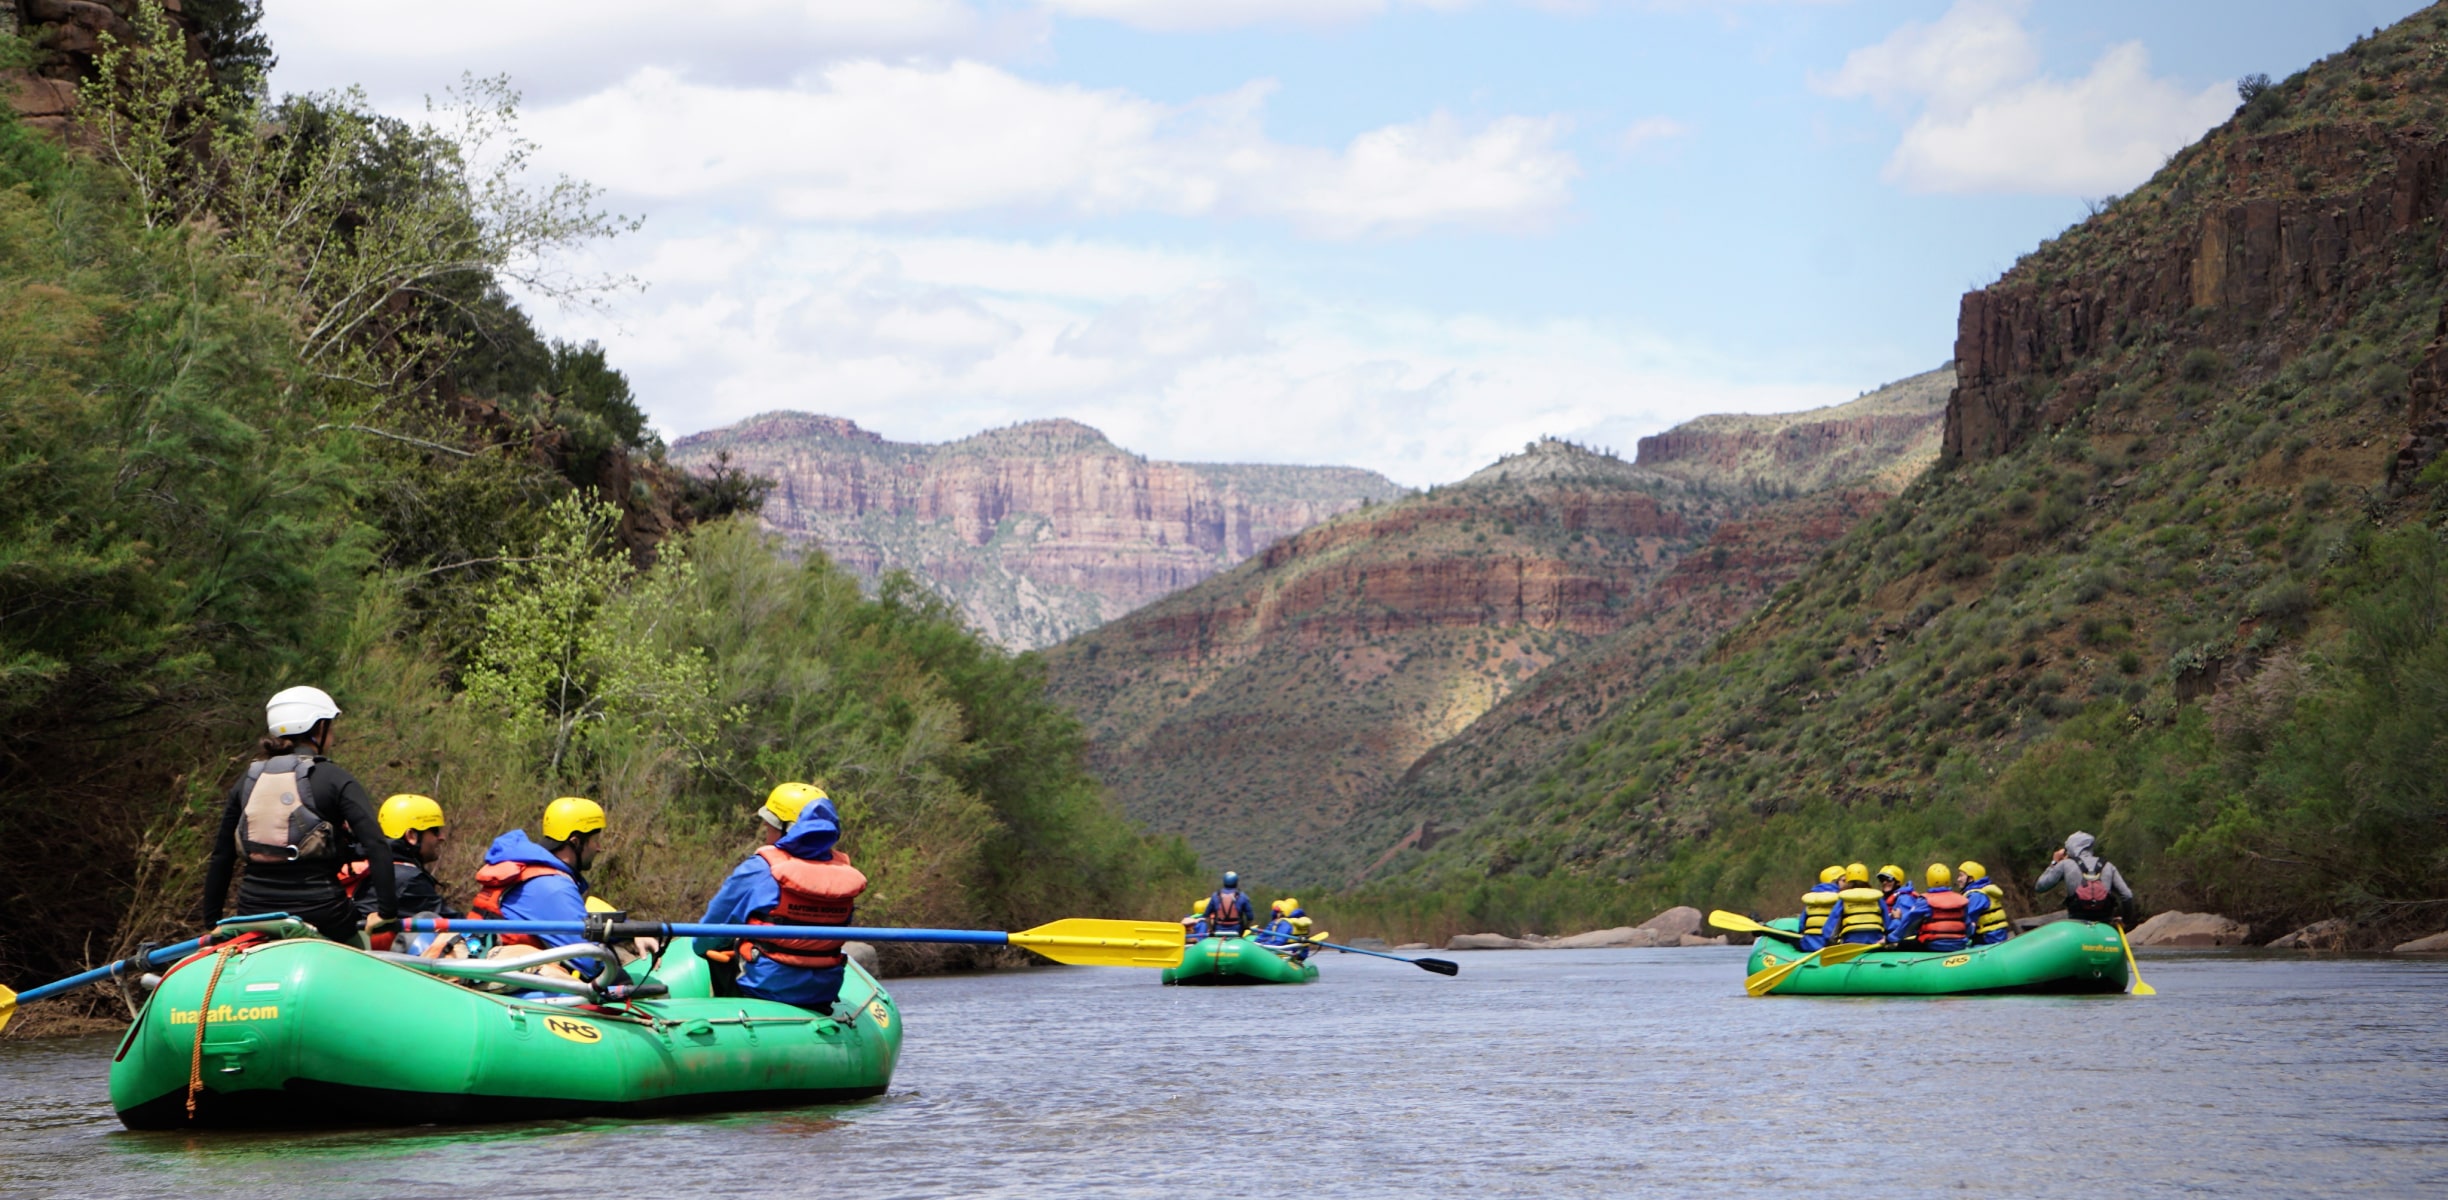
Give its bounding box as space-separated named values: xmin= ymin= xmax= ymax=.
xmin=4 ymin=949 xmax=2445 ymax=1197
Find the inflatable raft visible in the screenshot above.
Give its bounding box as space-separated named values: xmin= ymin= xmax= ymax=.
xmin=1744 ymin=918 xmax=2131 ymax=996
xmin=1162 ymin=935 xmax=1317 ymax=986
xmin=110 ymin=929 xmax=900 ymax=1129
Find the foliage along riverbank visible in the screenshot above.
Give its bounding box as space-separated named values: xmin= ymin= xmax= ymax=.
xmin=0 ymin=6 xmax=1196 ymax=1023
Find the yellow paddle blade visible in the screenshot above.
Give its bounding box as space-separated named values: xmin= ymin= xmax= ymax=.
xmin=1744 ymin=954 xmax=1812 ymax=997
xmin=2115 ymin=924 xmax=2156 ymax=995
xmin=1007 ymin=919 xmax=1188 ymax=969
xmin=0 ymin=983 xmax=15 ymax=1035
xmin=1709 ymin=909 xmax=1770 ymax=934
xmin=1817 ymin=941 xmax=1880 ymax=966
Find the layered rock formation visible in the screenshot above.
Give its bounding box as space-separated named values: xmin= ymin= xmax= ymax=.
xmin=2 ymin=1 xmax=202 ymax=134
xmin=1043 ymin=440 xmax=1734 ymax=875
xmin=1640 ymin=366 xmax=1953 ymax=493
xmin=1046 ymin=374 xmax=1951 ymax=881
xmin=670 ymin=414 xmax=1403 ymax=649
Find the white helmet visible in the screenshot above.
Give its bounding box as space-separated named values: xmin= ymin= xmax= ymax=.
xmin=265 ymin=686 xmax=341 ymax=736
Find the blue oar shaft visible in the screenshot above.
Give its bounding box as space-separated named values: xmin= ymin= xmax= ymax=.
xmin=18 ymin=936 xmax=206 ymax=1004
xmin=404 ymin=918 xmax=1011 ymax=946
xmin=1310 ymin=939 xmax=1429 ymax=964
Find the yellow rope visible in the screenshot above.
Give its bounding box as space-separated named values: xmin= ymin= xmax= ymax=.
xmin=185 ymin=944 xmax=241 ymax=1121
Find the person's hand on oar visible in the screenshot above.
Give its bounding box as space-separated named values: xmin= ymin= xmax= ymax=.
xmin=402 ymin=916 xmax=1191 ymax=969
xmin=2114 ymin=920 xmax=2157 ymax=996
xmin=1743 ymin=940 xmax=1880 ymax=997
xmin=1709 ymin=910 xmax=1811 ymax=942
xmin=1297 ymin=936 xmax=1459 ymax=976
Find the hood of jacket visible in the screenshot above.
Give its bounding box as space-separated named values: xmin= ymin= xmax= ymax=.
xmin=483 ymin=828 xmax=572 ymax=873
xmin=2064 ymin=830 xmax=2100 ymax=867
xmin=775 ymin=799 xmax=841 ymax=861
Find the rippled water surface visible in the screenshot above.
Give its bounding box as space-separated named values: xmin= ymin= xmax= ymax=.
xmin=4 ymin=948 xmax=2444 ymax=1198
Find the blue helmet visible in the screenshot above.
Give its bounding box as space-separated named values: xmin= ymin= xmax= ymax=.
xmin=1222 ymin=871 xmax=1239 ymax=888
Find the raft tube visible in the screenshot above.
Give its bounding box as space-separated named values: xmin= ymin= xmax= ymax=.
xmin=1744 ymin=918 xmax=2131 ymax=996
xmin=110 ymin=933 xmax=900 ymax=1129
xmin=1162 ymin=936 xmax=1318 ymax=986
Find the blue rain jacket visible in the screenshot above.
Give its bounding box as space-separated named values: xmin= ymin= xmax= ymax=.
xmin=480 ymin=829 xmax=594 ymax=975
xmin=698 ymin=800 xmax=849 ymax=1010
xmin=1884 ymin=887 xmax=1930 ymax=945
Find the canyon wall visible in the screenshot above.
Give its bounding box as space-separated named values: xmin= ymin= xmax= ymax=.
xmin=670 ymin=413 xmax=1404 ymax=649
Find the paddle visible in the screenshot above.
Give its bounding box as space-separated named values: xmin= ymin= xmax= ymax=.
xmin=1294 ymin=937 xmax=1459 ymax=976
xmin=401 ymin=917 xmax=1188 ymax=969
xmin=0 ymin=912 xmax=307 ymax=1034
xmin=1743 ymin=939 xmax=1880 ymax=997
xmin=2114 ymin=920 xmax=2157 ymax=996
xmin=1708 ymin=910 xmax=1811 ymax=942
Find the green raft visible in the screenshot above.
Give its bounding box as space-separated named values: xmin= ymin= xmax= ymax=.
xmin=110 ymin=930 xmax=900 ymax=1129
xmin=1744 ymin=918 xmax=2131 ymax=996
xmin=1161 ymin=935 xmax=1317 ymax=986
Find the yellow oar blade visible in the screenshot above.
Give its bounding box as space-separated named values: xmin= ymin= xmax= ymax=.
xmin=2116 ymin=924 xmax=2156 ymax=995
xmin=1008 ymin=919 xmax=1187 ymax=969
xmin=1817 ymin=941 xmax=1879 ymax=966
xmin=1744 ymin=953 xmax=1811 ymax=997
xmin=0 ymin=983 xmax=16 ymax=1035
xmin=1709 ymin=909 xmax=1769 ymax=934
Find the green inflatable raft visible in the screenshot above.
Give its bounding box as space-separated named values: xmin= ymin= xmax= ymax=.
xmin=1743 ymin=918 xmax=2131 ymax=996
xmin=110 ymin=928 xmax=900 ymax=1129
xmin=1161 ymin=936 xmax=1317 ymax=986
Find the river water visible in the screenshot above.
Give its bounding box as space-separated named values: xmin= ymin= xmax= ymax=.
xmin=3 ymin=947 xmax=2444 ymax=1198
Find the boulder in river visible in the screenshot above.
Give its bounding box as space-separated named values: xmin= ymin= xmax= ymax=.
xmin=1545 ymin=926 xmax=1666 ymax=949
xmin=2391 ymin=929 xmax=2448 ymax=954
xmin=2267 ymin=919 xmax=2353 ymax=950
xmin=2126 ymin=911 xmax=2250 ymax=947
xmin=1637 ymin=906 xmax=1704 ymax=940
xmin=844 ymin=941 xmax=881 ymax=974
xmin=1393 ymin=942 xmax=1431 ymax=950
xmin=1677 ymin=934 xmax=1729 ymax=947
xmin=1445 ymin=933 xmax=1541 ymax=950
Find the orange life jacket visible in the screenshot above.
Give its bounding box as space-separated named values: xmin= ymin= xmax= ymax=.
xmin=469 ymin=860 xmax=567 ymax=949
xmin=334 ymin=860 xmax=398 ymax=950
xmin=1918 ymin=889 xmax=1970 ymax=946
xmin=743 ymin=847 xmax=868 ymax=970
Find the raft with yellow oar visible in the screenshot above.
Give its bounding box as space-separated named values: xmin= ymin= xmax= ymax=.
xmin=1162 ymin=935 xmax=1318 ymax=985
xmin=1742 ymin=917 xmax=2130 ymax=996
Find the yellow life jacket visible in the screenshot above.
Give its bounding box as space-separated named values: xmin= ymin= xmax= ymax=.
xmin=1972 ymin=881 xmax=2010 ymax=935
xmin=1799 ymin=889 xmax=1840 ymax=938
xmin=1834 ymin=886 xmax=1887 ymax=939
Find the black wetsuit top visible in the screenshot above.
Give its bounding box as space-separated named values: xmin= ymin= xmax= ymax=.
xmin=202 ymin=756 xmax=397 ymax=937
xmin=352 ymin=837 xmax=457 ymax=919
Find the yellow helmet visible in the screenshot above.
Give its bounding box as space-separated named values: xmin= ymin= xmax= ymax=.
xmin=1925 ymin=863 xmax=1954 ymax=889
xmin=542 ymin=796 xmax=606 ymax=842
xmin=1280 ymin=897 xmax=1301 ymax=912
xmin=1191 ymin=897 xmax=1210 ymax=916
xmin=1818 ymin=865 xmax=1845 ymax=885
xmin=761 ymin=782 xmax=829 ymax=830
xmin=1843 ymin=862 xmax=1870 ymax=885
xmin=377 ymin=793 xmax=445 ymax=840
xmin=584 ymin=895 xmax=618 ymax=914
xmin=1958 ymin=860 xmax=1987 ymax=881
xmin=1876 ymin=864 xmax=1905 ymax=885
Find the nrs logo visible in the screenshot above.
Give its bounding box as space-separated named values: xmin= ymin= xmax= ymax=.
xmin=544 ymin=1015 xmax=603 ymax=1044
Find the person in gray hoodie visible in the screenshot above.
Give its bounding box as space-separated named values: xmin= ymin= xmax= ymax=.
xmin=2033 ymin=831 xmax=2135 ymax=924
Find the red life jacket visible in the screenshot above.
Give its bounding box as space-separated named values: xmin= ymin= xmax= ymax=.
xmin=334 ymin=860 xmax=398 ymax=950
xmin=469 ymin=860 xmax=567 ymax=949
xmin=1917 ymin=889 xmax=1969 ymax=946
xmin=743 ymin=847 xmax=869 ymax=970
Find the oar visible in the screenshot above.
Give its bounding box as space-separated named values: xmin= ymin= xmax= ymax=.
xmin=402 ymin=917 xmax=1188 ymax=969
xmin=1296 ymin=937 xmax=1458 ymax=976
xmin=1743 ymin=940 xmax=1880 ymax=997
xmin=0 ymin=911 xmax=306 ymax=1034
xmin=2114 ymin=920 xmax=2157 ymax=996
xmin=1709 ymin=910 xmax=1811 ymax=942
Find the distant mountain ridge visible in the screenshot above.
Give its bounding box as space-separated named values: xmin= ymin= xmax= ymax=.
xmin=1042 ymin=370 xmax=1951 ymax=880
xmin=670 ymin=414 xmax=1406 ymax=649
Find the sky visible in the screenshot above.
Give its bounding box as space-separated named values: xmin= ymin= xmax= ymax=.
xmin=261 ymin=0 xmax=2428 ymax=486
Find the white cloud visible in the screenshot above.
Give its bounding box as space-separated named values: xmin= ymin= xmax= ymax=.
xmin=522 ymin=63 xmax=1577 ymax=236
xmin=1819 ymin=0 xmax=2232 ymax=196
xmin=529 ymin=229 xmax=1845 ymax=487
xmin=1617 ymin=115 xmax=1690 ymax=152
xmin=261 ymin=1 xmax=1028 ymax=102
xmin=1036 ymin=0 xmax=1473 ymax=33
